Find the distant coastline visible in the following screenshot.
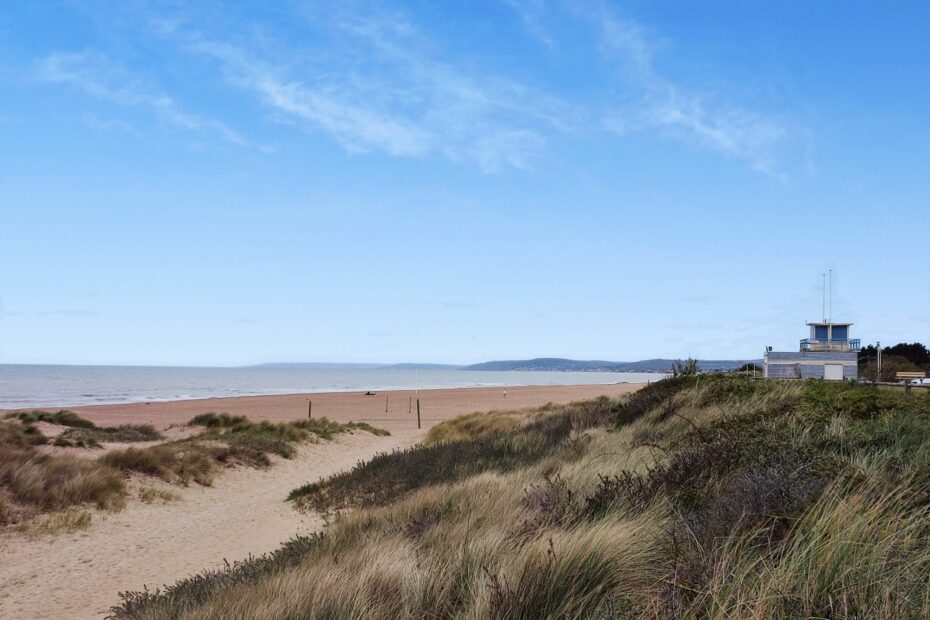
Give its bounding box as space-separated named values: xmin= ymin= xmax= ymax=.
xmin=252 ymin=357 xmax=760 ymax=373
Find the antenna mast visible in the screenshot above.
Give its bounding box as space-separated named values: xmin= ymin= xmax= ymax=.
xmin=822 ymin=273 xmax=826 ymax=322
xmin=829 ymin=268 xmax=833 ymax=323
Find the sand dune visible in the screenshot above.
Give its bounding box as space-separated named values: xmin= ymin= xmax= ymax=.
xmin=0 ymin=430 xmax=414 ymax=619
xmin=0 ymin=383 xmax=642 ymax=619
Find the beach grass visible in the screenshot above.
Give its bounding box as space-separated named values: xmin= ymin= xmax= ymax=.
xmin=6 ymin=409 xmax=98 ymax=429
xmin=421 ymin=405 xmax=548 ymax=444
xmin=138 ymin=486 xmax=182 ymax=504
xmin=0 ymin=439 xmax=126 ymax=519
xmin=0 ymin=412 xmax=387 ymax=526
xmin=110 ymin=376 xmax=930 ymax=619
xmin=16 ymin=508 xmax=94 ymax=538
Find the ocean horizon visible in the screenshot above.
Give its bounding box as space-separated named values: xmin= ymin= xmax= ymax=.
xmin=0 ymin=364 xmax=663 ymax=409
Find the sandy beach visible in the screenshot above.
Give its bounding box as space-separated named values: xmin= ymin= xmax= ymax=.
xmin=54 ymin=382 xmax=645 ymax=433
xmin=0 ymin=382 xmax=643 ymax=619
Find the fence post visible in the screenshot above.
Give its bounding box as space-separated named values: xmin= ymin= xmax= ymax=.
xmin=416 ymin=398 xmax=421 ymax=429
xmin=308 ymin=400 xmax=312 ymax=419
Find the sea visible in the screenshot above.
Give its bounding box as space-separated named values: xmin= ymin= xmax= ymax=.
xmin=0 ymin=364 xmax=663 ymax=410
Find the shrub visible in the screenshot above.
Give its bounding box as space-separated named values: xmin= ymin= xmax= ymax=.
xmin=671 ymin=358 xmax=700 ymax=377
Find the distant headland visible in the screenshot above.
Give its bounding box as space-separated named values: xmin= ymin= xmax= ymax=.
xmin=251 ymin=358 xmax=758 ymax=373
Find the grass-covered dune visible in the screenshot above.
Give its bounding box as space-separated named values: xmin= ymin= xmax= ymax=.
xmin=112 ymin=376 xmax=930 ymax=619
xmin=0 ymin=410 xmax=387 ymax=527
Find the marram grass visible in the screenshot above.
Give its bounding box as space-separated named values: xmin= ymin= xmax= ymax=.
xmin=112 ymin=376 xmax=930 ymax=619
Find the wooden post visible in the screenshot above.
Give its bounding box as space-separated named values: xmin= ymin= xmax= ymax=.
xmin=308 ymin=400 xmax=312 ymax=419
xmin=416 ymin=398 xmax=421 ymax=429
xmin=408 ymin=396 xmax=412 ymax=413
xmin=385 ymin=395 xmax=389 ymax=413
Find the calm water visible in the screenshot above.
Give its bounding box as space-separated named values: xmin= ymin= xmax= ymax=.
xmin=0 ymin=365 xmax=662 ymax=409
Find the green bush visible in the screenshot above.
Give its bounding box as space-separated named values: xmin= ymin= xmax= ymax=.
xmin=6 ymin=410 xmax=97 ymax=429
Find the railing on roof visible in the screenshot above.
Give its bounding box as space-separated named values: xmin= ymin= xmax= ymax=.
xmin=800 ymin=338 xmax=861 ymax=352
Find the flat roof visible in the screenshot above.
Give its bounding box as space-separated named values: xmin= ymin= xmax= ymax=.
xmin=806 ymin=322 xmax=853 ymax=326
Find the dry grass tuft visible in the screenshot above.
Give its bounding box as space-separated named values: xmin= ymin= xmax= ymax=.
xmin=102 ymin=444 xmax=216 ymax=486
xmin=424 ymin=408 xmax=533 ymax=444
xmin=16 ymin=508 xmax=93 ymax=538
xmin=138 ymin=486 xmax=182 ymax=504
xmin=0 ymin=448 xmax=126 ymax=515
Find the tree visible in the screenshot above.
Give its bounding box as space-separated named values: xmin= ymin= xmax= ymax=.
xmin=859 ymin=354 xmax=921 ymax=382
xmin=859 ymin=342 xmax=930 ymax=371
xmin=883 ymin=343 xmax=930 ymax=369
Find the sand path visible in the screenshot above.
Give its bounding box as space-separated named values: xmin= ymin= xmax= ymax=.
xmin=0 ymin=429 xmax=415 ymax=620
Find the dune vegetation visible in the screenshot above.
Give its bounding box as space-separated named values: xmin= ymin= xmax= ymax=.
xmin=111 ymin=376 xmax=930 ymax=619
xmin=0 ymin=410 xmax=387 ymax=528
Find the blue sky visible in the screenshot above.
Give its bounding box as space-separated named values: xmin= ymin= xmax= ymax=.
xmin=1 ymin=1 xmax=928 ymax=366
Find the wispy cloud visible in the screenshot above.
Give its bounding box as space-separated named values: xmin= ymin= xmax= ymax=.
xmin=501 ymin=0 xmax=555 ymax=48
xmin=48 ymin=2 xmax=797 ymax=176
xmin=173 ymin=13 xmax=576 ymax=172
xmin=35 ymin=51 xmax=252 ymax=148
xmin=590 ymin=8 xmax=789 ymax=177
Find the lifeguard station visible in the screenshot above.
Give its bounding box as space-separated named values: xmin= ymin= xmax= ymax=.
xmin=764 ymin=272 xmax=862 ymax=381
xmin=764 ymin=321 xmax=860 ymax=380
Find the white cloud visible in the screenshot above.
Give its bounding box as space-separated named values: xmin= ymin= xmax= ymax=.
xmin=41 ymin=3 xmax=797 ymax=176
xmin=177 ymin=15 xmax=576 ymax=172
xmin=593 ymin=10 xmax=789 ymax=177
xmin=35 ymin=51 xmax=252 ymax=148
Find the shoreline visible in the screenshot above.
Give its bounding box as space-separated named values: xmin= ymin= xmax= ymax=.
xmin=3 ymin=383 xmax=646 ymax=434
xmin=0 ymin=375 xmax=658 ymax=411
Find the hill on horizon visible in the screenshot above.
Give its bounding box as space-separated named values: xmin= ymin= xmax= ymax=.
xmin=461 ymin=357 xmax=755 ymax=372
xmin=253 ymin=358 xmax=758 ymax=373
